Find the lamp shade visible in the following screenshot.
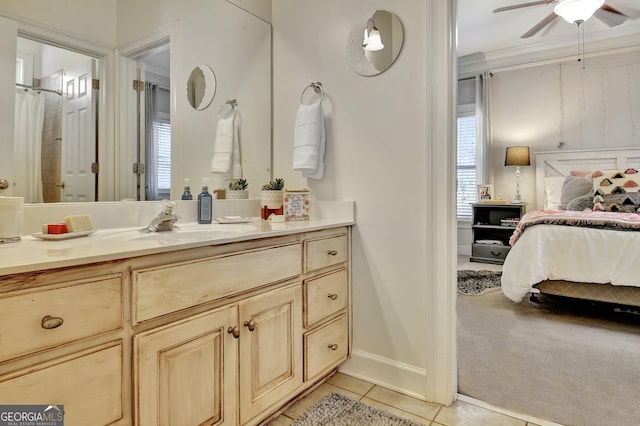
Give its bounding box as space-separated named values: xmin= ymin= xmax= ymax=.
xmin=364 ymin=27 xmax=384 ymax=51
xmin=504 ymin=146 xmax=531 ymax=167
xmin=554 ymin=0 xmax=604 ymax=23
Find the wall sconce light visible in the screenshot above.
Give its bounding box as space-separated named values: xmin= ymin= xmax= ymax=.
xmin=504 ymin=146 xmax=531 ymax=203
xmin=363 ymin=19 xmax=384 ymax=51
xmin=554 ymin=0 xmax=604 ymax=24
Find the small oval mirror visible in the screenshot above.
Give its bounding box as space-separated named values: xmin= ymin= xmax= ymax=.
xmin=346 ymin=10 xmax=404 ymax=77
xmin=186 ymin=65 xmax=217 ymax=110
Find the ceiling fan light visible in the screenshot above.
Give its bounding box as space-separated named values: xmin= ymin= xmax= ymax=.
xmin=554 ymin=0 xmax=605 ymax=24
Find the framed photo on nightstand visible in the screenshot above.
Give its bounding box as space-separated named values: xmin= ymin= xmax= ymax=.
xmin=477 ymin=184 xmax=494 ymax=201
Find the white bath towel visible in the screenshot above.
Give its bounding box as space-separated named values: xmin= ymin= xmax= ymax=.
xmin=210 ymin=116 xmax=234 ymax=173
xmin=231 ymin=118 xmax=242 ymax=179
xmin=292 ymin=102 xmax=325 ymax=180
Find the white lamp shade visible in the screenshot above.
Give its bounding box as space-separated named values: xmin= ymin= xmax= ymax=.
xmin=364 ymin=28 xmax=384 ymax=51
xmin=554 ymin=0 xmax=604 ymax=23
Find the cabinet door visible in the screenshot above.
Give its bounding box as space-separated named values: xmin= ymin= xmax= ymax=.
xmin=134 ymin=306 xmax=238 ymax=426
xmin=239 ymin=285 xmax=302 ymax=424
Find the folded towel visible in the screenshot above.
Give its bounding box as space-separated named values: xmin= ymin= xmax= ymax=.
xmin=292 ymin=102 xmax=325 ymax=180
xmin=211 ymin=116 xmax=234 ymax=173
xmin=231 ymin=117 xmax=242 ymax=179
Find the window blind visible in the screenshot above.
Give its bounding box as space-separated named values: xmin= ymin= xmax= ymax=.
xmin=152 ymin=119 xmax=171 ymax=197
xmin=457 ymin=114 xmax=477 ymax=218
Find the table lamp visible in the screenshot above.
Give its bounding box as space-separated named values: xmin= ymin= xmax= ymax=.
xmin=504 ymin=146 xmax=530 ymax=203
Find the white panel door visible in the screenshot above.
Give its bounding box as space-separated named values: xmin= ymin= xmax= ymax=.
xmin=61 ymin=59 xmax=96 ymax=201
xmin=0 ymin=16 xmax=17 ymax=196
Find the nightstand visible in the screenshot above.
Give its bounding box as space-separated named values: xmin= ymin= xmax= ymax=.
xmin=470 ymin=202 xmax=526 ymax=264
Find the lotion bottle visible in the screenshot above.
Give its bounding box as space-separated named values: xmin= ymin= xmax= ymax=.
xmin=181 ymin=178 xmax=193 ymax=200
xmin=198 ymin=178 xmax=213 ymax=224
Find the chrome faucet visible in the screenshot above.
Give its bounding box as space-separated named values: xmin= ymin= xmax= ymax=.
xmin=140 ymin=200 xmax=180 ymax=233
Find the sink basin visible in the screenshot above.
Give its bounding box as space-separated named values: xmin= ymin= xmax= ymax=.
xmin=98 ymin=222 xmax=258 ymax=242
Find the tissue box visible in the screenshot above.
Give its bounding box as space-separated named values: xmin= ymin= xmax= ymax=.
xmin=284 ymin=190 xmax=310 ymax=221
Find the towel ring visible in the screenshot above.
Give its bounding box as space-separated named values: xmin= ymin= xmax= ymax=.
xmin=300 ymin=82 xmax=324 ymax=105
xmin=218 ymin=99 xmax=238 ymax=119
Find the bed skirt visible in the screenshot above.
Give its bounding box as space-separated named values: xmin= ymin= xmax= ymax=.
xmin=534 ymin=280 xmax=640 ymax=308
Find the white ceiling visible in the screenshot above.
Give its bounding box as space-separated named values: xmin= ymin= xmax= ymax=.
xmin=457 ymin=0 xmax=640 ymax=60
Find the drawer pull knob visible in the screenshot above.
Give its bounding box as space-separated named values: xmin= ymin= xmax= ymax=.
xmin=328 ymin=343 xmax=339 ymax=351
xmin=328 ymin=293 xmax=338 ymax=300
xmin=327 ymin=250 xmax=338 ymax=256
xmin=227 ymin=326 xmax=240 ymax=339
xmin=41 ymin=315 xmax=64 ymax=330
xmin=243 ymin=319 xmax=256 ymax=332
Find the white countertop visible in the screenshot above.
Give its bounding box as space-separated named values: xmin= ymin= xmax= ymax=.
xmin=1 ymin=200 xmax=355 ymax=276
xmin=1 ymin=217 xmax=354 ymax=276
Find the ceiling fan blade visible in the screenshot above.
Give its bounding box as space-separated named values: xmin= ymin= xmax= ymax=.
xmin=521 ymin=12 xmax=559 ymax=38
xmin=493 ymin=0 xmax=556 ymax=13
xmin=595 ymin=8 xmax=629 ymax=27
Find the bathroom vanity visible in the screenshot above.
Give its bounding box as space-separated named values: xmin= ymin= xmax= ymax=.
xmin=0 ymin=212 xmax=352 ymax=425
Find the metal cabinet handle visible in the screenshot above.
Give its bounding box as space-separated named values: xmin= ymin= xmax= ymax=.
xmin=227 ymin=326 xmax=240 ymax=339
xmin=0 ymin=179 xmax=9 ymax=190
xmin=41 ymin=315 xmax=64 ymax=329
xmin=490 ymin=251 xmax=502 ymax=257
xmin=328 ymin=344 xmax=339 ymax=351
xmin=327 ymin=293 xmax=338 ymax=300
xmin=327 ymin=250 xmax=338 ymax=256
xmin=243 ymin=319 xmax=256 ymax=332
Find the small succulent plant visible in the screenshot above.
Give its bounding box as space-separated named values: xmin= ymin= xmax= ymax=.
xmin=262 ymin=178 xmax=285 ymax=191
xmin=228 ymin=178 xmax=248 ymax=190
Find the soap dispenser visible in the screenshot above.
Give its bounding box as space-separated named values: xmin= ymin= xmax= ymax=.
xmin=198 ymin=178 xmax=213 ymax=224
xmin=181 ymin=178 xmax=193 ymax=200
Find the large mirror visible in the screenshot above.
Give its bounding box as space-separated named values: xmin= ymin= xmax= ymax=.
xmin=346 ymin=10 xmax=404 ymax=77
xmin=0 ymin=0 xmax=272 ymax=202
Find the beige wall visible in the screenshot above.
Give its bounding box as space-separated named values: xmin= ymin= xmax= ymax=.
xmin=273 ymin=0 xmax=431 ymax=395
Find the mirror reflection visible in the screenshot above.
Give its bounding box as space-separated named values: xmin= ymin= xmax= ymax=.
xmin=346 ymin=10 xmax=404 ymax=77
xmin=187 ymin=65 xmax=216 ymax=110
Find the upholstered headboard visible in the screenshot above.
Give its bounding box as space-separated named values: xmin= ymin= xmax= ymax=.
xmin=535 ymin=148 xmax=640 ymax=209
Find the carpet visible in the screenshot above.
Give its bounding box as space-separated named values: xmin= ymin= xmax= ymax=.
xmin=292 ymin=393 xmax=426 ymax=426
xmin=457 ymin=270 xmax=502 ymax=295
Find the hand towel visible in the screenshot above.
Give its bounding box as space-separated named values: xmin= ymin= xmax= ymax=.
xmin=292 ymin=102 xmax=325 ymax=180
xmin=210 ymin=116 xmax=234 ymax=173
xmin=231 ymin=117 xmax=242 ymax=179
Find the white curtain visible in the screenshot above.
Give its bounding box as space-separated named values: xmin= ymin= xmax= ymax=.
xmin=475 ymin=72 xmax=493 ymax=185
xmin=144 ymin=81 xmax=159 ymax=200
xmin=14 ymin=89 xmax=45 ymax=203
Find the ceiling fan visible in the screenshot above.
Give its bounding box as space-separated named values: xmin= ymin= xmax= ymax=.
xmin=494 ymin=0 xmax=630 ymax=38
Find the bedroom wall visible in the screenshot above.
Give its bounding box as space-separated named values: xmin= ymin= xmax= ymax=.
xmin=491 ymin=49 xmax=640 ymax=209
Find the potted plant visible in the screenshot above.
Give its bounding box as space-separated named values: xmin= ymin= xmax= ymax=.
xmin=260 ymin=178 xmax=285 ymax=209
xmin=226 ymin=178 xmax=249 ymax=199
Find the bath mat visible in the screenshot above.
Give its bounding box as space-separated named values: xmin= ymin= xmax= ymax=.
xmin=457 ymin=270 xmax=502 ymax=295
xmin=292 ymin=392 xmax=426 ymax=426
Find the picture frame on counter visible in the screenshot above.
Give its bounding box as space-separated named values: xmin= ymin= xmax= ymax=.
xmin=477 ymin=184 xmax=494 ymax=201
xmin=284 ymin=190 xmax=310 ymax=221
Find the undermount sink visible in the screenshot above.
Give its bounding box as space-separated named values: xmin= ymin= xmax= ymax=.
xmin=99 ymin=222 xmax=258 ymax=242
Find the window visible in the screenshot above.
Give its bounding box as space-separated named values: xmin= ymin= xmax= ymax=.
xmin=457 ymin=105 xmax=477 ymax=218
xmin=153 ymin=112 xmax=171 ymax=199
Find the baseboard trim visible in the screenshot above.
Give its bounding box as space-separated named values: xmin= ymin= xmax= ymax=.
xmin=339 ymin=350 xmax=426 ymax=400
xmin=457 ymin=394 xmax=564 ymax=426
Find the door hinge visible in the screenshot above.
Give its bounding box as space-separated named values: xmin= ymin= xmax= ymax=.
xmin=91 ymin=162 xmax=99 ymax=174
xmin=133 ymin=163 xmax=145 ymax=175
xmin=133 ymin=80 xmax=144 ymax=92
xmin=92 ymin=79 xmax=100 ymax=90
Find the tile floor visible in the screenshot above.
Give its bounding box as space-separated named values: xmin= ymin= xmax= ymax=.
xmin=268 ymin=373 xmax=545 ymax=426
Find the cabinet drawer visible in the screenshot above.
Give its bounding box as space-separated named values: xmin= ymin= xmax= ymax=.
xmin=0 ymin=342 xmax=123 ymax=425
xmin=133 ymin=243 xmax=301 ymax=323
xmin=472 ymin=243 xmax=510 ymax=261
xmin=304 ymin=315 xmax=348 ymax=381
xmin=0 ymin=276 xmax=123 ymax=361
xmin=305 ymin=235 xmax=348 ymax=273
xmin=305 ymin=268 xmax=348 ymax=327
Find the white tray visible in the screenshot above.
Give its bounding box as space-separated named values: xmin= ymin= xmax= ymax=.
xmin=32 ymin=229 xmax=97 ymax=240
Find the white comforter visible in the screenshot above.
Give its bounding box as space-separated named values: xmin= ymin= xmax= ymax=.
xmin=501 ymin=224 xmax=640 ymax=302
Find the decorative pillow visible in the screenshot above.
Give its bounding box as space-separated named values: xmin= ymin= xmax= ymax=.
xmin=566 ymin=194 xmax=594 ymax=211
xmin=591 ymin=169 xmax=640 ymax=196
xmin=593 ymin=193 xmax=640 ymax=213
xmin=559 ymin=176 xmax=593 ymax=209
xmin=544 ymin=176 xmax=566 ymax=210
xmin=570 ymin=170 xmax=592 ymax=178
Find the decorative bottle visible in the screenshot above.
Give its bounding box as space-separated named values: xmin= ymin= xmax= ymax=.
xmin=197 ymin=178 xmax=213 ymax=224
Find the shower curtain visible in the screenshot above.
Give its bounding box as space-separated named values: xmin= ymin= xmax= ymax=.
xmin=14 ymin=89 xmax=45 ymax=203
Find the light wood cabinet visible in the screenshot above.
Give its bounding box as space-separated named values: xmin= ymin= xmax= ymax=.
xmin=0 ymin=226 xmax=350 ymax=426
xmin=134 ymin=306 xmax=238 ymax=426
xmin=239 ymin=285 xmax=302 ymax=424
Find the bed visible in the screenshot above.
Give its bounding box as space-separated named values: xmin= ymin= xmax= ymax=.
xmin=501 ymin=147 xmax=640 ymax=307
